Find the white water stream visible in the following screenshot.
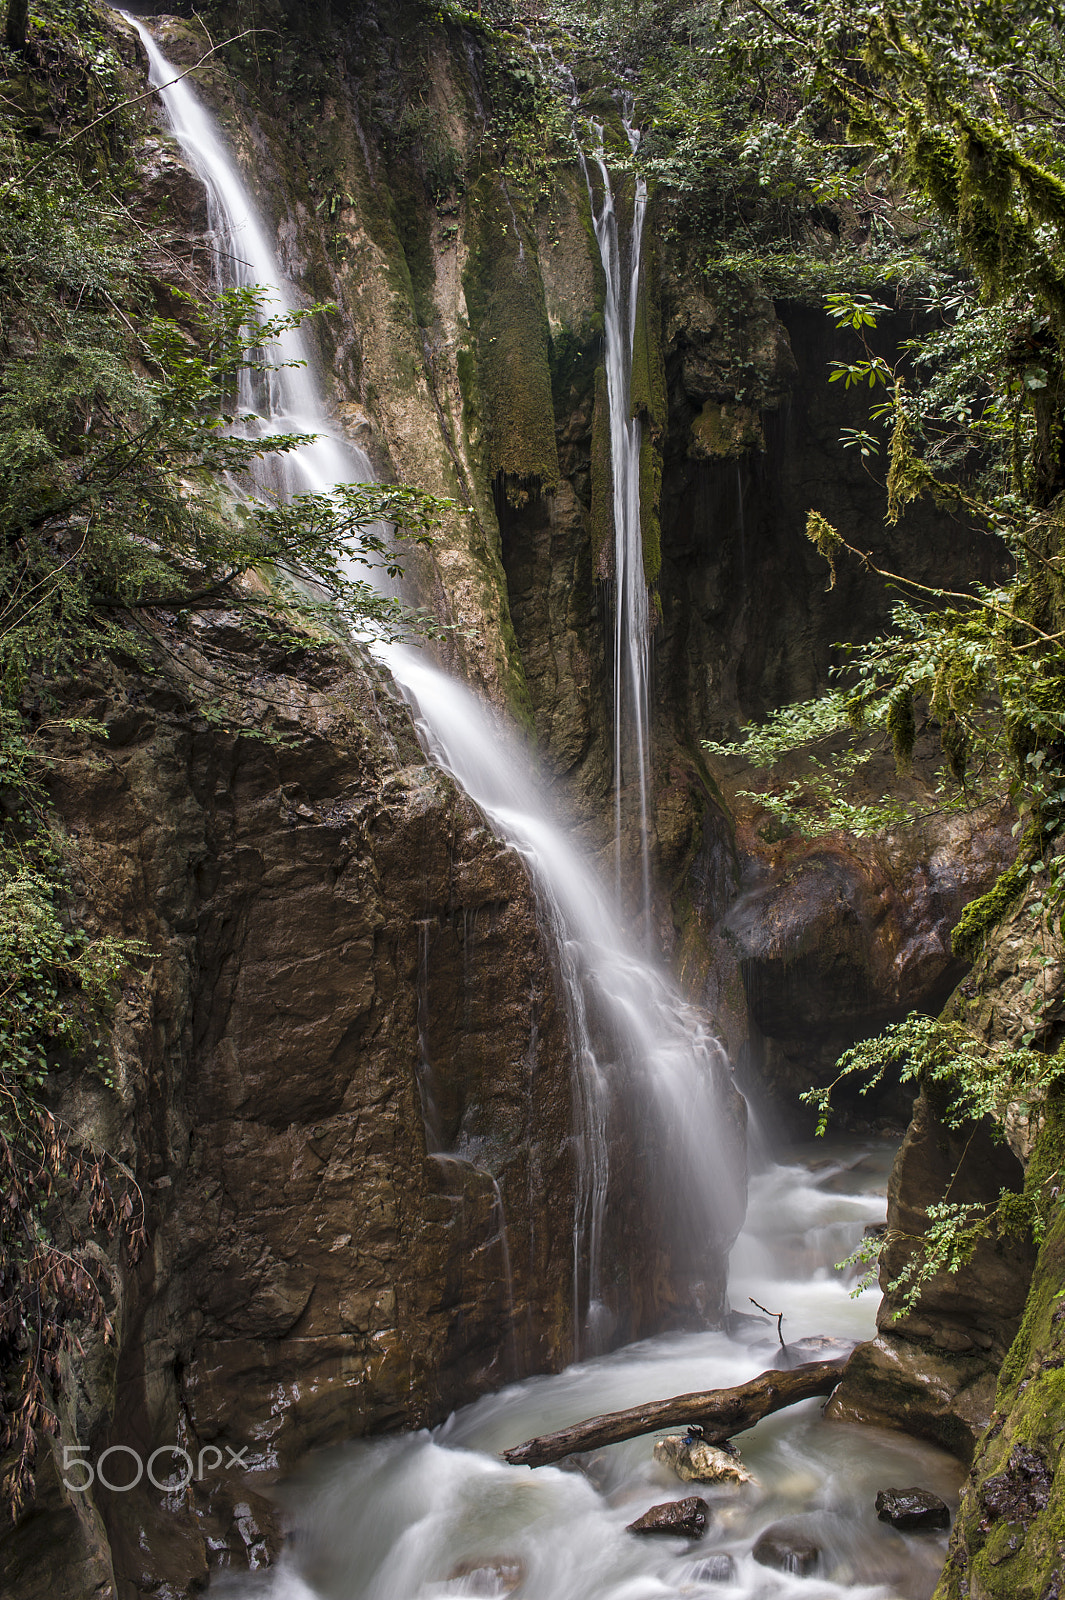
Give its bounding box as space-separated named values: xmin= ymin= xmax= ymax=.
xmin=125 ymin=26 xmax=960 ymax=1600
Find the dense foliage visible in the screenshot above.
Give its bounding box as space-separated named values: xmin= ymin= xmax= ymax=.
xmin=659 ymin=0 xmax=1065 ymax=1298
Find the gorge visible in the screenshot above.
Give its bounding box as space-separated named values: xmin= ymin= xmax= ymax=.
xmin=1 ymin=3 xmax=1064 ymax=1600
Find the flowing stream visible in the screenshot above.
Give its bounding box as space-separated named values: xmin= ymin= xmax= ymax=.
xmin=221 ymin=1142 xmax=962 ymax=1600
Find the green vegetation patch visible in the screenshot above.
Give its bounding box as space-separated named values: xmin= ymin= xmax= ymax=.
xmin=689 ymin=400 xmax=765 ymax=459
xmin=589 ymin=363 xmax=613 ymax=578
xmin=952 ymin=852 xmax=1033 ymax=965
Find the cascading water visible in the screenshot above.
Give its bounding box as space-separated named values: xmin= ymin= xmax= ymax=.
xmin=127 ymin=17 xmax=738 ymax=1359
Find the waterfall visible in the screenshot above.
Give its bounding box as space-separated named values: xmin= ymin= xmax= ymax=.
xmin=586 ymin=118 xmax=654 ymax=942
xmin=127 ymin=16 xmax=740 ymax=1357
xmin=524 ymin=43 xmax=655 ymax=935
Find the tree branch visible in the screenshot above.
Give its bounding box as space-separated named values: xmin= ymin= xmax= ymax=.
xmin=501 ymin=1358 xmax=848 ymax=1469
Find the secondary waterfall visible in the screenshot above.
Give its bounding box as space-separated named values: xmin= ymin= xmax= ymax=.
xmin=530 ymin=38 xmax=656 ymax=938
xmin=127 ymin=16 xmax=738 ymax=1359
xmin=584 ymin=118 xmax=654 ymax=942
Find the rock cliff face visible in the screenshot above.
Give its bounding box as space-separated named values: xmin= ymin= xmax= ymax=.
xmin=932 ymin=1105 xmax=1065 ymax=1600
xmin=1 ymin=619 xmax=579 ymax=1595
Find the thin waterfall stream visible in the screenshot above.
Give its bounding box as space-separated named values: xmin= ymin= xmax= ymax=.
xmin=124 ymin=22 xmax=962 ymax=1600
xmin=586 ymin=118 xmax=653 ymax=938
xmin=567 ymin=91 xmax=653 ymax=937
xmin=532 ymin=36 xmax=656 ymax=934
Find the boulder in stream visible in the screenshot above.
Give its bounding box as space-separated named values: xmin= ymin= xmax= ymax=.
xmin=445 ymin=1557 xmax=525 ymax=1595
xmin=688 ymin=1554 xmax=736 ymax=1582
xmin=874 ymin=1487 xmax=951 ymax=1531
xmin=626 ymin=1496 xmax=711 ymax=1538
xmin=752 ymin=1523 xmax=821 ymax=1574
xmin=653 ymin=1435 xmax=755 ymax=1485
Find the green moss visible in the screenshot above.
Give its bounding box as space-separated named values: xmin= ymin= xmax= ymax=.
xmin=389 ymin=161 xmax=436 ymax=329
xmin=456 ymin=346 xmax=478 ymax=421
xmin=577 ymin=180 xmax=608 ymax=311
xmin=548 ymin=321 xmax=599 ymax=419
xmin=952 ymin=850 xmax=1031 ymax=964
xmin=589 ymin=363 xmax=613 ymax=578
xmin=689 ymin=401 xmax=765 ymax=458
xmin=461 ymin=170 xmax=560 ymax=501
xmin=638 ymin=428 xmax=661 ymax=587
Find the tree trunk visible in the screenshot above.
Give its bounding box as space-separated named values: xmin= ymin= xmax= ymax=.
xmin=501 ymin=1358 xmax=847 ymax=1468
xmin=6 ymin=0 xmax=29 ymax=52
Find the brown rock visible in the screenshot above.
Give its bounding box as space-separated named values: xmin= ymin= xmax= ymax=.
xmin=875 ymin=1488 xmax=951 ymax=1530
xmin=827 ymin=1086 xmax=1036 ymax=1461
xmin=627 ymin=1497 xmax=711 ymax=1539
xmin=1 ymin=623 xmax=580 ymax=1593
xmin=752 ymin=1523 xmax=820 ymax=1575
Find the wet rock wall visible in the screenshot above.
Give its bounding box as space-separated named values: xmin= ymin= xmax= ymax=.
xmin=0 ymin=622 xmax=578 ymax=1596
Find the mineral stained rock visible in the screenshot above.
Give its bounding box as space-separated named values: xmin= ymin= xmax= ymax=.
xmin=653 ymin=1435 xmax=755 ymax=1485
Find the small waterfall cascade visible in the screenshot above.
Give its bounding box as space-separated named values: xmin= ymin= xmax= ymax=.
xmin=127 ymin=16 xmax=739 ymax=1358
xmin=130 ymin=18 xmax=366 ymax=503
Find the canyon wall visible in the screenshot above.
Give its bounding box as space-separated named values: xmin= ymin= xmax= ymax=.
xmin=0 ymin=3 xmax=1038 ymax=1594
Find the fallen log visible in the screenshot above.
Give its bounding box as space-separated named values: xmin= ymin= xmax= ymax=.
xmin=501 ymin=1357 xmax=847 ymax=1469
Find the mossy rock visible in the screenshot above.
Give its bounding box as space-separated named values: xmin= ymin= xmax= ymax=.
xmin=933 ymin=1097 xmax=1065 ymax=1600
xmin=461 ymin=168 xmax=560 ymax=502
xmin=589 ymin=363 xmax=613 ymax=579
xmin=630 ymin=220 xmax=667 ymax=590
xmin=689 ymin=401 xmax=766 ymax=459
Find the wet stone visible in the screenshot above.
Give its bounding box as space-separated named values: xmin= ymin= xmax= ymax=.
xmin=688 ymin=1553 xmax=736 ymax=1582
xmin=752 ymin=1524 xmax=820 ymax=1575
xmin=875 ymin=1488 xmax=951 ymax=1531
xmin=627 ymin=1497 xmax=710 ymax=1539
xmin=445 ymin=1557 xmax=525 ymax=1595
xmin=654 ymin=1435 xmax=755 ymax=1485
xmin=781 ymin=1335 xmax=855 ymax=1365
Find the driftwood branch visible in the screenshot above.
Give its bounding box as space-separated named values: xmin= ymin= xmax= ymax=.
xmin=749 ymin=1297 xmax=786 ymax=1346
xmin=501 ymin=1358 xmax=847 ymax=1469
